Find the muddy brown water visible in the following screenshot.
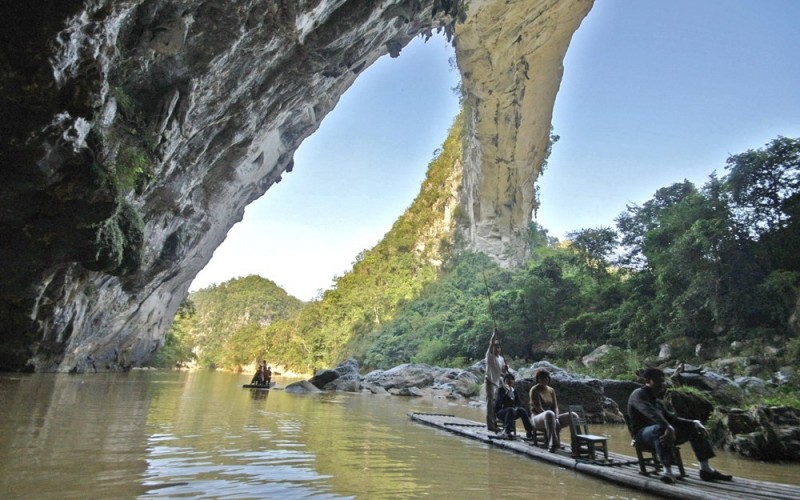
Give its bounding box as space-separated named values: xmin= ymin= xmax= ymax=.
xmin=1 ymin=370 xmax=797 ymax=499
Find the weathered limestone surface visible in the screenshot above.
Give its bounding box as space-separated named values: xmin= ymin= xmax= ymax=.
xmin=711 ymin=406 xmax=800 ymax=461
xmin=457 ymin=0 xmax=592 ymax=263
xmin=0 ymin=0 xmax=592 ymax=372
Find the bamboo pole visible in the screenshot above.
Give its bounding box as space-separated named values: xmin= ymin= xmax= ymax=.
xmin=482 ymin=271 xmax=497 ymax=330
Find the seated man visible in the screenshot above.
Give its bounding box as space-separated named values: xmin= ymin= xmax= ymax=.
xmin=494 ymin=373 xmax=535 ymax=440
xmin=628 ymin=367 xmax=732 ymax=484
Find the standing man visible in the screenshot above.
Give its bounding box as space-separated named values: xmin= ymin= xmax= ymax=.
xmin=485 ymin=328 xmax=507 ymax=432
xmin=628 ymin=368 xmax=732 ymax=484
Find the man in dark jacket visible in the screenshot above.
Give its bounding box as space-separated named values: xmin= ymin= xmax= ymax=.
xmin=494 ymin=373 xmax=534 ymax=440
xmin=628 ymin=368 xmax=732 ymax=484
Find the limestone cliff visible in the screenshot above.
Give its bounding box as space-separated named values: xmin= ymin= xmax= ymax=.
xmin=457 ymin=0 xmax=591 ymax=264
xmin=0 ymin=0 xmax=592 ymax=372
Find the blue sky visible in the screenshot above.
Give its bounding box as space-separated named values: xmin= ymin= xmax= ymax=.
xmin=192 ymin=0 xmax=800 ymax=301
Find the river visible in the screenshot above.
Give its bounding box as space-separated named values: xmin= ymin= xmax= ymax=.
xmin=1 ymin=370 xmax=798 ymax=499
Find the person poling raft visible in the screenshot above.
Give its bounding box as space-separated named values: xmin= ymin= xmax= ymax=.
xmin=484 ymin=327 xmax=508 ymax=432
xmin=246 ymin=360 xmax=272 ymax=387
xmin=482 ymin=272 xmax=511 ymax=434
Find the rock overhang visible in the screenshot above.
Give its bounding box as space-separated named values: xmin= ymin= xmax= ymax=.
xmin=0 ymin=0 xmax=592 ymax=372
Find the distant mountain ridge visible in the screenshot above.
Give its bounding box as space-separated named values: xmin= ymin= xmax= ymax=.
xmin=159 ymin=275 xmax=305 ymax=369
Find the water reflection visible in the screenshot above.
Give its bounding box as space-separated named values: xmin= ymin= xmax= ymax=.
xmin=248 ymin=388 xmax=270 ymax=401
xmin=1 ymin=370 xmax=797 ymax=499
xmin=0 ymin=373 xmax=152 ymax=498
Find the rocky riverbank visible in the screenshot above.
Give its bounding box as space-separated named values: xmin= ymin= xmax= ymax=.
xmin=284 ymin=358 xmax=800 ymax=462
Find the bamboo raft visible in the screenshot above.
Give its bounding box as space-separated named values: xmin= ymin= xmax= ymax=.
xmin=408 ymin=412 xmax=800 ymax=500
xmin=241 ymin=381 xmax=274 ymax=389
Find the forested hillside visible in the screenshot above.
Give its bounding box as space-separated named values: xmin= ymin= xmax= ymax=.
xmin=158 ymin=132 xmax=800 ymax=384
xmin=152 ymin=275 xmax=305 ymax=368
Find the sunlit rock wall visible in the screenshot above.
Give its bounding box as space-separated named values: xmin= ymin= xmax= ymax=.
xmin=456 ymin=0 xmax=592 ymax=264
xmin=0 ymin=0 xmax=591 ymax=372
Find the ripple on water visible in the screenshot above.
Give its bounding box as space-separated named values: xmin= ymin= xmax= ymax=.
xmin=143 ymin=443 xmax=343 ymax=498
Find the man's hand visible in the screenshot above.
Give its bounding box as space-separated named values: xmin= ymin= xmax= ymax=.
xmin=659 ymin=425 xmax=676 ymax=447
xmin=693 ymin=420 xmax=707 ymax=434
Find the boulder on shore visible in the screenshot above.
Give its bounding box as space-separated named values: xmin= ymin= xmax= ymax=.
xmin=711 ymin=405 xmax=800 ymax=461
xmin=309 ymin=358 xmax=362 ymax=392
xmin=308 ymin=369 xmax=339 ymax=389
xmin=601 ymin=379 xmax=641 ymax=416
xmin=389 ymin=386 xmax=425 ymax=397
xmin=664 ymin=390 xmax=714 ymax=422
xmin=582 ymin=344 xmax=614 ymax=367
xmin=284 ymin=380 xmax=321 ymax=394
xmin=432 ymin=368 xmax=481 ymax=399
xmin=363 ymin=363 xmax=437 ymax=390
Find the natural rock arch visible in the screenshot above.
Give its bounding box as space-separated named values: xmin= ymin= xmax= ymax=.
xmin=0 ymin=0 xmax=592 ymax=372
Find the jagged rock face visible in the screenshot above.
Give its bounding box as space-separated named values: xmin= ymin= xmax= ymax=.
xmin=0 ymin=0 xmax=591 ymax=372
xmin=457 ymin=0 xmax=592 ymax=263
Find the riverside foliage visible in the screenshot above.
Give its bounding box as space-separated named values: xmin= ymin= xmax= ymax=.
xmin=157 ymin=133 xmax=800 ymax=384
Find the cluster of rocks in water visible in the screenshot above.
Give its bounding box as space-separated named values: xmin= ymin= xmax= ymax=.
xmin=284 ymin=358 xmax=800 ymax=462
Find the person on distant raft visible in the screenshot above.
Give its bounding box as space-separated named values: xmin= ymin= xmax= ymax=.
xmin=529 ymin=368 xmax=575 ymax=452
xmin=494 ymin=373 xmax=535 ymax=440
xmin=628 ymin=367 xmax=733 ymax=485
xmin=485 ymin=328 xmax=507 ymax=432
xmin=249 ymin=367 xmax=261 ymax=385
xmin=250 ymin=360 xmax=267 ymax=386
xmin=258 ymin=360 xmax=269 ymax=386
xmin=264 ymin=365 xmax=272 ymax=386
